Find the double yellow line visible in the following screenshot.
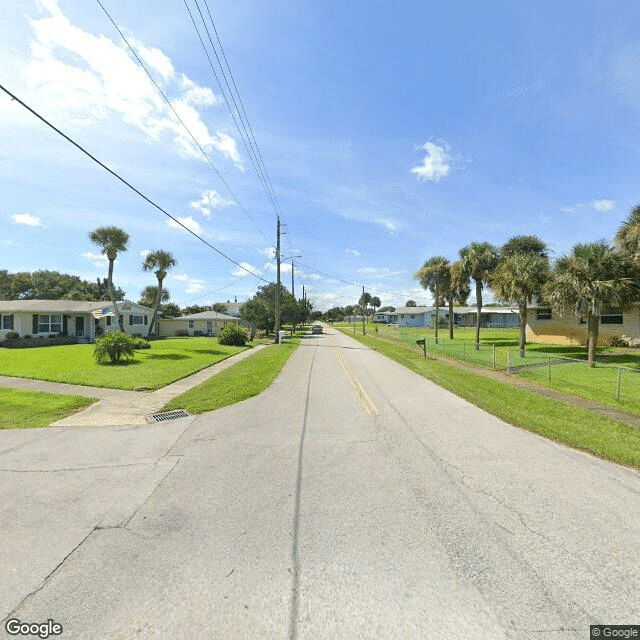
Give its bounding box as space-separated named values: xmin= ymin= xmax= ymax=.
xmin=333 ymin=349 xmax=379 ymax=416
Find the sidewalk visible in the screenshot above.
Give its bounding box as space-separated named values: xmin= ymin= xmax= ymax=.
xmin=0 ymin=344 xmax=268 ymax=427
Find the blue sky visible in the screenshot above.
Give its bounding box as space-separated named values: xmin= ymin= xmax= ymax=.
xmin=2 ymin=0 xmax=640 ymax=310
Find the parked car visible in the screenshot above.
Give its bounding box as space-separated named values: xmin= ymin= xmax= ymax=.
xmin=312 ymin=324 xmax=323 ymax=334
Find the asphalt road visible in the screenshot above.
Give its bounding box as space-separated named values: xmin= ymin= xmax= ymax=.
xmin=1 ymin=326 xmax=638 ymax=639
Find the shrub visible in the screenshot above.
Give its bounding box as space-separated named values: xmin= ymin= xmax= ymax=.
xmin=217 ymin=324 xmax=247 ymax=346
xmin=132 ymin=337 xmax=151 ymax=350
xmin=94 ymin=332 xmax=136 ymax=364
xmin=23 ymin=335 xmax=31 ymax=339
xmin=609 ymin=335 xmax=629 ymax=347
xmin=5 ymin=331 xmax=19 ymax=341
xmin=175 ymin=330 xmax=189 ymax=337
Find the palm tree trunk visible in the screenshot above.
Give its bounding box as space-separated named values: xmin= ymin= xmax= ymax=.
xmin=448 ymin=297 xmax=454 ymax=340
xmin=147 ymin=277 xmax=163 ymax=339
xmin=587 ymin=313 xmax=599 ymax=367
xmin=107 ymin=259 xmax=123 ymax=332
xmin=475 ymin=279 xmax=482 ymax=350
xmin=518 ymin=302 xmax=527 ymax=358
xmin=434 ymin=285 xmax=439 ymax=344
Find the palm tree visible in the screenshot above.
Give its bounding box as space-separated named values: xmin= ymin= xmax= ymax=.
xmin=458 ymin=241 xmax=498 ymax=349
xmin=492 ymin=235 xmax=549 ymax=357
xmin=89 ymin=226 xmax=130 ymax=331
xmin=142 ymin=250 xmax=177 ymax=339
xmin=614 ymin=204 xmax=640 ymax=264
xmin=138 ymin=285 xmax=170 ymax=308
xmin=543 ymin=241 xmax=637 ymax=367
xmin=370 ymin=296 xmax=381 ymax=322
xmin=359 ymin=291 xmax=372 ymax=320
xmin=444 ymin=261 xmax=471 ymax=339
xmin=416 ymin=256 xmax=450 ymax=343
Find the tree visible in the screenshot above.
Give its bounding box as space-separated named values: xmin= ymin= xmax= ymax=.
xmin=211 ymin=302 xmax=229 ymax=314
xmin=161 ymin=302 xmax=181 ymax=318
xmin=138 ymin=285 xmax=170 ymax=308
xmin=183 ymin=304 xmax=209 ymax=315
xmin=142 ymin=250 xmax=177 ymax=339
xmin=240 ymin=283 xmax=303 ymax=334
xmin=370 ymin=296 xmax=381 ymax=321
xmin=614 ymin=204 xmax=640 ymax=265
xmin=543 ymin=241 xmax=638 ymax=367
xmin=93 ymin=332 xmax=135 ymax=365
xmin=405 ymin=299 xmax=417 ymax=307
xmin=491 ymin=235 xmax=549 ymax=357
xmin=359 ymin=291 xmax=372 ymax=318
xmin=89 ymin=226 xmax=130 ymax=331
xmin=444 ymin=261 xmax=471 ymax=339
xmin=416 ymin=256 xmax=450 ymax=343
xmin=458 ymin=241 xmax=498 ymax=349
xmin=378 ymin=305 xmax=396 ymax=313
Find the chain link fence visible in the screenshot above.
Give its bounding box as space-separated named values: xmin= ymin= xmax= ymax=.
xmin=376 ymin=327 xmax=640 ymax=413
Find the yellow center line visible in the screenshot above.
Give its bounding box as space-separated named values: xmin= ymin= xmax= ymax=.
xmin=333 ymin=348 xmax=379 ymax=416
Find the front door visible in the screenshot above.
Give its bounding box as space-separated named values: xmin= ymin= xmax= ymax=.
xmin=207 ymin=321 xmax=212 ymax=335
xmin=75 ymin=316 xmax=84 ymax=336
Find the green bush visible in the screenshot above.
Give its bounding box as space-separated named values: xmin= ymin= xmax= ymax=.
xmin=132 ymin=337 xmax=151 ymax=350
xmin=217 ymin=324 xmax=247 ymax=346
xmin=609 ymin=335 xmax=629 ymax=347
xmin=5 ymin=332 xmax=19 ymax=341
xmin=94 ymin=332 xmax=136 ymax=364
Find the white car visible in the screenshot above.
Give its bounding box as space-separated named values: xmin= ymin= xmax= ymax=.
xmin=311 ymin=324 xmax=323 ymax=334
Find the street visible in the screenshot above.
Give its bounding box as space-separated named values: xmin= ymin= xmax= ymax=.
xmin=1 ymin=326 xmax=638 ymax=639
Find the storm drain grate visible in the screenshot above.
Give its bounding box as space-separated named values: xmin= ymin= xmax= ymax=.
xmin=146 ymin=409 xmax=191 ymax=423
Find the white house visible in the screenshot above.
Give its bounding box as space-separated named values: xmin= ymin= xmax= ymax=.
xmin=0 ymin=300 xmax=155 ymax=342
xmin=158 ymin=310 xmax=240 ymax=337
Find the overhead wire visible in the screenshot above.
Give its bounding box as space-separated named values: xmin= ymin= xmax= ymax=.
xmin=95 ymin=0 xmax=269 ymax=243
xmin=0 ymin=83 xmax=269 ymax=283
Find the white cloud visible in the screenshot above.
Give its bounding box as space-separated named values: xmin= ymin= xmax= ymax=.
xmin=410 ymin=141 xmax=455 ymax=183
xmin=80 ymin=250 xmax=108 ymax=267
xmin=171 ymin=274 xmax=190 ymax=282
xmin=539 ymin=213 xmax=553 ymax=225
xmin=185 ymin=279 xmax=205 ymax=294
xmin=140 ymin=249 xmax=151 ymax=258
xmin=24 ymin=0 xmax=241 ymax=166
xmin=345 ymin=249 xmax=360 ymax=256
xmin=593 ymin=199 xmax=615 ymax=211
xmin=300 ymin=273 xmax=321 ymax=280
xmin=374 ymin=217 xmax=397 ymax=232
xmin=358 ymin=266 xmax=390 ymax=275
xmin=11 ymin=213 xmax=43 ymax=227
xmin=232 ymin=261 xmax=257 ymax=277
xmin=258 ymin=247 xmax=277 ymax=259
xmin=189 ymin=189 xmax=235 ymax=217
xmin=166 ymin=216 xmax=203 ymax=235
xmin=560 ymin=203 xmax=586 ymax=214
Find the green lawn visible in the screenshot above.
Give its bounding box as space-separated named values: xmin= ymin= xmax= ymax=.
xmin=370 ymin=325 xmax=640 ymax=414
xmin=162 ymin=336 xmax=301 ymax=414
xmin=336 ymin=327 xmax=640 ymax=469
xmin=0 ymin=337 xmax=255 ymax=390
xmin=0 ymin=388 xmax=97 ymax=430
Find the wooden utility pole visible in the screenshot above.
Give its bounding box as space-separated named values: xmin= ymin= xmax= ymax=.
xmin=275 ymin=217 xmax=281 ymax=342
xmin=362 ymin=285 xmax=366 ymax=335
xmin=291 ymin=260 xmax=295 ymax=298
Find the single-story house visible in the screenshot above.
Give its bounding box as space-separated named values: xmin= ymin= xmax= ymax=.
xmin=158 ymin=310 xmax=240 ymax=337
xmin=0 ymin=300 xmax=155 ymax=342
xmin=374 ymin=311 xmax=398 ymax=323
xmin=380 ymin=306 xmax=519 ymax=328
xmin=526 ymin=304 xmax=640 ymax=345
xmin=395 ymin=306 xmax=431 ymax=327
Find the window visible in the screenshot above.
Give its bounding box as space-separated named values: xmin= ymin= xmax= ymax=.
xmin=536 ymin=309 xmax=552 ymax=320
xmin=1 ymin=314 xmax=13 ymax=330
xmin=601 ymin=309 xmax=623 ymax=324
xmin=188 ymin=320 xmax=194 ymax=329
xmin=38 ymin=314 xmax=62 ymax=333
xmin=106 ymin=316 xmax=112 ymax=326
xmin=410 ymin=314 xmax=415 ymax=319
xmin=130 ymin=315 xmax=145 ymax=325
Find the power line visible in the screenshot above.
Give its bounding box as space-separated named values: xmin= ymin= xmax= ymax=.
xmin=292 ymin=260 xmax=362 ymax=287
xmin=0 ymin=83 xmax=269 ymax=283
xmin=95 ymin=0 xmax=269 ymax=243
xmin=184 ymin=0 xmax=295 ymax=253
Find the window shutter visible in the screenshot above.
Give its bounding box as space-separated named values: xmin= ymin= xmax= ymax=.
xmin=8 ymin=314 xmax=14 ymax=330
xmin=129 ymin=314 xmax=133 ymax=325
xmin=63 ymin=316 xmax=68 ymax=334
xmin=32 ymin=314 xmax=38 ymax=334
xmin=144 ymin=315 xmax=148 ymax=325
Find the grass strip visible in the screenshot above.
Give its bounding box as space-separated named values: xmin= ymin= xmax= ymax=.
xmin=337 ymin=328 xmax=640 ymax=470
xmin=161 ymin=337 xmax=300 ymax=414
xmin=0 ymin=388 xmax=97 ymax=430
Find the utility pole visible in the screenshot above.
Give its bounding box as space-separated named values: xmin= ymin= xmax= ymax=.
xmin=291 ymin=260 xmax=295 ymax=298
xmin=302 ymin=285 xmax=305 ymax=324
xmin=362 ymin=285 xmax=366 ymax=335
xmin=275 ymin=217 xmax=281 ymax=342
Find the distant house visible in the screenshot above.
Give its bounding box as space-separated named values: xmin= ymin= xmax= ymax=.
xmin=219 ymin=302 xmax=243 ymax=317
xmin=0 ymin=299 xmax=154 ymax=342
xmin=158 ymin=310 xmax=240 ymax=337
xmin=374 ymin=306 xmax=519 ymax=328
xmin=395 ymin=306 xmax=431 ymax=327
xmin=526 ymin=304 xmax=640 ymax=345
xmin=374 ymin=311 xmax=398 ymax=323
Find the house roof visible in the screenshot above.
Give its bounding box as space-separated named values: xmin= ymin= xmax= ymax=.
xmin=175 ymin=310 xmax=239 ymax=321
xmin=394 ymin=306 xmax=429 ymax=314
xmin=0 ymin=299 xmax=154 ymax=314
